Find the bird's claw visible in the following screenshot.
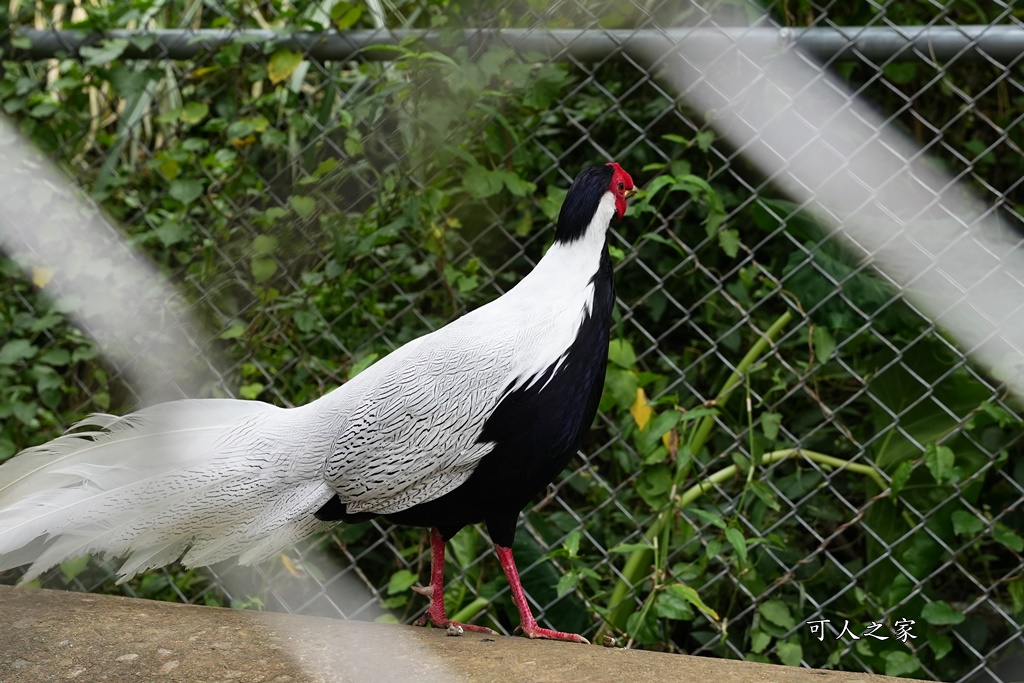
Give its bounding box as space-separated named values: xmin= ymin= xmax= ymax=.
xmin=414 ymin=612 xmax=497 ymax=635
xmin=514 ymin=624 xmax=590 ymax=644
xmin=411 ymin=584 xmax=433 ymax=598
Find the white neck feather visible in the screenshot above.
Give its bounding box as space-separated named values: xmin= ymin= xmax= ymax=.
xmin=514 ymin=192 xmax=615 ymax=296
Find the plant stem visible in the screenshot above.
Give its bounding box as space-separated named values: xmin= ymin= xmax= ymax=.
xmin=686 ymin=310 xmax=794 ymax=455
xmin=599 ymin=309 xmax=795 ymax=638
xmin=678 ymin=448 xmax=888 ymax=508
xmin=449 ymin=596 xmax=490 ymax=625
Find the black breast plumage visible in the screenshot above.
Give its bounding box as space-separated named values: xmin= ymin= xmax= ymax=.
xmin=384 ymin=248 xmax=615 ymax=545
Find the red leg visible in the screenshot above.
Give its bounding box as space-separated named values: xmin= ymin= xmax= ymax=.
xmin=495 ymin=544 xmax=589 ymax=644
xmin=413 ymin=527 xmax=496 ymax=634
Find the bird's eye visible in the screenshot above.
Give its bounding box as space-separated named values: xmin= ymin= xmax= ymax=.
xmin=617 ymin=182 xmax=624 ymax=192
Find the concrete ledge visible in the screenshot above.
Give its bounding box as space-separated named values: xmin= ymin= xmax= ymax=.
xmin=0 ymin=585 xmax=913 ymax=682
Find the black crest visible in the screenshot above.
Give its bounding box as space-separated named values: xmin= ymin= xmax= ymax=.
xmin=554 ymin=165 xmax=615 ymax=244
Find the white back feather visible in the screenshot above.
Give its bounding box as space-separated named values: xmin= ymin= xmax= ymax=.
xmin=0 ymin=399 xmax=332 ymax=581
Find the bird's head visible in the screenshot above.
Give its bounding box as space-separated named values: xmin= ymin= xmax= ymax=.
xmin=554 ymin=162 xmax=636 ymax=244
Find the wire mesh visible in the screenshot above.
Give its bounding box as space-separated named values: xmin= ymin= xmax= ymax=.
xmin=1 ymin=1 xmax=1023 ymax=681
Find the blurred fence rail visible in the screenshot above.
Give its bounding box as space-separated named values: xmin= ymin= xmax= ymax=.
xmin=11 ymin=25 xmax=1024 ymax=62
xmin=1 ymin=2 xmax=1023 ymax=682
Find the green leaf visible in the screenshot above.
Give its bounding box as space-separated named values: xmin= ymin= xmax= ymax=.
xmin=79 ymin=39 xmax=128 ymax=67
xmin=885 ymin=62 xmax=918 ymax=85
xmin=993 ymin=523 xmax=1024 ymax=552
xmin=884 ymin=650 xmax=921 ymax=677
xmin=292 ymin=309 xmax=319 ymax=334
xmin=748 ymin=480 xmax=781 ymax=511
xmin=331 ymin=3 xmax=363 ymax=29
xmin=609 ymin=542 xmax=654 ymax=554
xmin=665 ymin=584 xmax=719 ymax=620
xmin=625 ymin=607 xmax=660 ymax=644
xmin=253 ymin=235 xmax=279 ymax=256
xmin=496 ymin=170 xmax=535 ymax=197
xmin=951 ymin=509 xmax=985 ymax=536
xmin=290 ymin=195 xmax=317 ymax=220
xmin=760 ymin=412 xmax=781 ymax=441
xmin=679 ymin=406 xmax=719 ymax=423
xmin=924 ymin=443 xmax=955 ymax=484
xmin=0 ymin=339 xmax=38 ymax=364
xmin=775 ymin=640 xmax=802 ymax=667
xmin=562 ymin=530 xmax=581 ymax=558
xmin=239 ymin=382 xmax=264 ymax=399
xmin=0 ymin=437 xmax=16 ymax=462
xmin=153 ymin=153 xmax=180 ymax=180
xmin=718 ymin=228 xmax=740 ymax=257
xmin=637 ymin=464 xmax=672 ymax=508
xmin=661 ymin=133 xmax=690 ymax=145
xmin=60 ymin=555 xmax=91 ymax=582
xmin=654 ymin=587 xmax=695 ymax=621
xmin=12 ymin=400 xmax=38 ymax=424
xmin=688 ymin=507 xmax=726 ymax=530
xmin=447 ymin=527 xmax=478 ymax=570
xmin=921 ymin=601 xmax=964 ymax=625
xmin=129 ymin=33 xmax=157 ymax=52
xmin=750 ymin=628 xmax=771 ymax=654
xmin=927 ymin=630 xmax=953 ymax=661
xmin=180 ymin=102 xmax=209 ymax=124
xmin=387 ymin=569 xmax=418 ymax=595
xmin=309 ymin=158 xmax=339 ymax=179
xmin=379 ymin=595 xmax=407 ymax=609
xmin=155 ymin=221 xmax=191 ymax=247
xmin=758 ymin=600 xmax=795 ymax=629
xmin=637 ymin=410 xmax=681 ymax=454
xmin=39 ymin=349 xmax=71 ymax=366
xmin=603 ymin=368 xmax=638 ymax=411
xmin=889 ymin=460 xmax=912 ymax=495
xmin=169 ymin=179 xmax=203 ymax=205
xmin=219 ymin=323 xmax=246 ymax=340
xmin=608 ymin=339 xmax=637 ymax=369
xmin=812 ymin=326 xmax=836 ymax=363
xmin=725 ymin=526 xmax=748 ymax=564
xmin=1010 ymin=577 xmax=1024 ymax=615
xmin=694 ymin=130 xmax=715 ymax=152
xmin=463 ymin=165 xmax=504 ymax=199
xmin=537 ymin=187 xmax=567 ymax=221
xmin=268 ymin=50 xmax=303 ymax=85
xmin=227 ymin=116 xmax=270 ymax=141
xmin=555 ymin=571 xmax=580 ymax=597
xmin=251 ymin=257 xmax=277 ymax=283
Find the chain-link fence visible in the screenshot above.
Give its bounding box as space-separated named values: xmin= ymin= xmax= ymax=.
xmin=2 ymin=2 xmax=1024 ymax=681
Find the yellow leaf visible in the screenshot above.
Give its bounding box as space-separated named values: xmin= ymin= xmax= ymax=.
xmin=280 ymin=554 xmax=305 ymax=577
xmin=662 ymin=426 xmax=679 ymax=456
xmin=630 ymin=387 xmax=653 ymax=431
xmin=32 ymin=266 xmax=53 ymax=288
xmin=267 ymin=49 xmax=302 ymax=85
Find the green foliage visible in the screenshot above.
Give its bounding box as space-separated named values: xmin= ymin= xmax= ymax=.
xmin=0 ymin=2 xmax=1022 ymax=681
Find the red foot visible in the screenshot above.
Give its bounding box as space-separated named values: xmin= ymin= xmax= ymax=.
xmin=495 ymin=544 xmax=590 ymax=645
xmin=515 ymin=622 xmax=590 ymax=644
xmin=414 ymin=612 xmax=497 ymax=634
xmin=413 ymin=584 xmax=496 ymax=634
xmin=413 ymin=529 xmax=496 ymax=636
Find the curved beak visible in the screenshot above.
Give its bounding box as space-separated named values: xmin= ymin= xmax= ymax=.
xmin=624 ymin=188 xmax=637 ymax=199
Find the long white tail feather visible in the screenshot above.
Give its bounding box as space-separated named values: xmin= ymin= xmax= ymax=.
xmin=0 ymin=399 xmax=336 ymax=582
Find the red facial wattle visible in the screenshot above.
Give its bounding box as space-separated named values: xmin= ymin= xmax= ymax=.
xmin=606 ymin=162 xmax=636 ymax=220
